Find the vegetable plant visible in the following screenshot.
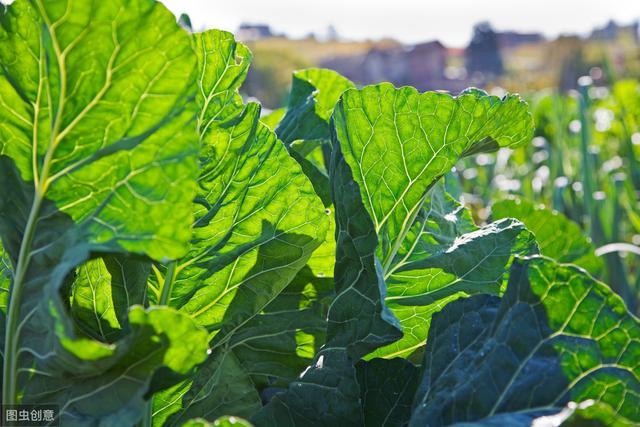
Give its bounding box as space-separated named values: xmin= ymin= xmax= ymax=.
xmin=0 ymin=1 xmax=638 ymax=426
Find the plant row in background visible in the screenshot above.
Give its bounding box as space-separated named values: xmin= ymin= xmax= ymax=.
xmin=456 ymin=78 xmax=640 ymax=314
xmin=0 ymin=1 xmax=638 ymax=426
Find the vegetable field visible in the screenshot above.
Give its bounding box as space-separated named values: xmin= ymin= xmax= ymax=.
xmin=0 ymin=1 xmax=638 ymax=426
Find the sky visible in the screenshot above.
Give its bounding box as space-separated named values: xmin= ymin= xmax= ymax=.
xmin=161 ymin=0 xmax=640 ymax=47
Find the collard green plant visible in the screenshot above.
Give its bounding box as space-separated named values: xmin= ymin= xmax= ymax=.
xmin=254 ymin=84 xmax=539 ymax=425
xmin=1 ymin=2 xmax=639 ymax=426
xmin=253 ymin=73 xmax=638 ymax=427
xmin=0 ymin=0 xmax=209 ymax=424
xmin=277 ymin=73 xmax=539 ymax=359
xmin=256 ymin=256 xmax=640 ymax=427
xmin=149 ymin=29 xmax=328 ymax=426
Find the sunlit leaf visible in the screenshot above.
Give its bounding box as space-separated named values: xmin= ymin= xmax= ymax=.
xmin=151 ymin=30 xmax=329 ymax=425
xmin=0 ymin=1 xmax=207 ymax=423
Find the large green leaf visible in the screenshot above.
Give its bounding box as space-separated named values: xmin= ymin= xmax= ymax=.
xmin=150 ymin=30 xmax=329 ymax=425
xmin=334 ymin=85 xmax=532 ymax=266
xmin=492 ymin=197 xmax=604 ymax=275
xmin=0 ymin=0 xmax=199 ymax=260
xmin=153 ymin=349 xmax=262 ymax=427
xmin=0 ymin=0 xmax=209 ymax=423
xmin=329 ymin=85 xmax=534 ymax=359
xmin=336 ymin=85 xmax=532 ymax=272
xmin=46 ymin=306 xmax=208 ymax=423
xmin=411 ymin=256 xmax=640 ymax=426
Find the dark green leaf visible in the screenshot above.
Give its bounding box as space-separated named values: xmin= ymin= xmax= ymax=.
xmin=452 ymin=400 xmax=632 ymax=426
xmin=411 ymin=256 xmax=640 ymax=426
xmin=154 ymin=350 xmax=262 ymax=426
xmin=256 ymin=349 xmax=363 ymax=426
xmin=356 ymin=358 xmax=419 ymax=427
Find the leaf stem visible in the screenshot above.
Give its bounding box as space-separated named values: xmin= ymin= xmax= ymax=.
xmin=3 ymin=191 xmax=43 ymax=404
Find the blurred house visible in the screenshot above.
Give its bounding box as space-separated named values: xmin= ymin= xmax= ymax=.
xmin=590 ymin=20 xmax=639 ymax=43
xmin=321 ymin=40 xmax=458 ymax=90
xmin=407 ymin=41 xmax=447 ymax=90
xmin=237 ymin=23 xmax=273 ymax=41
xmin=361 ymin=46 xmax=409 ymax=84
xmin=319 ymin=55 xmax=365 ymax=83
xmin=319 ymin=41 xmax=405 ymax=85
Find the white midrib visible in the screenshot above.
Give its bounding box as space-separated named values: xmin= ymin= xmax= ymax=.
xmin=382 ymin=190 xmax=429 ymax=278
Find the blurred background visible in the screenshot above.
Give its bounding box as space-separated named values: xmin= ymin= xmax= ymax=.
xmin=164 ymin=0 xmax=640 ymax=108
xmin=162 ymin=1 xmax=640 ymax=312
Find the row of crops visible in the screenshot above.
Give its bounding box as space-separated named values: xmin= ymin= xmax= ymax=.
xmin=456 ymin=79 xmax=640 ymax=315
